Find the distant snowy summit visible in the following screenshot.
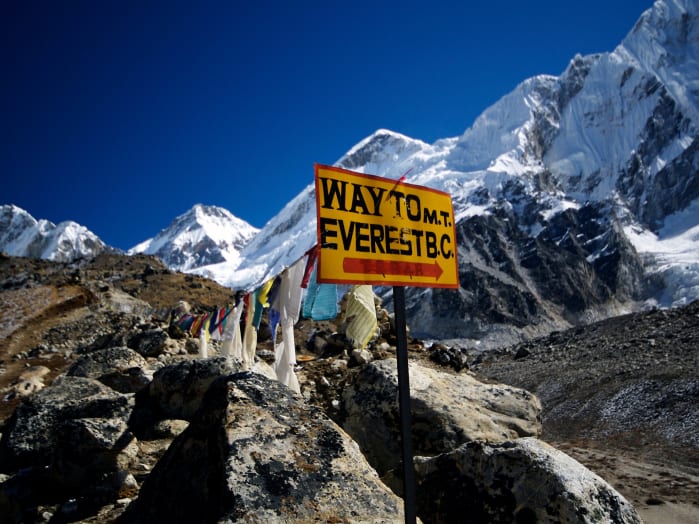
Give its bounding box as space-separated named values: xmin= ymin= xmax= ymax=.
xmin=200 ymin=0 xmax=699 ymax=343
xmin=0 ymin=204 xmax=109 ymax=262
xmin=128 ymin=204 xmax=259 ymax=272
xmin=0 ymin=203 xmax=258 ymax=273
xmin=2 ymin=0 xmax=699 ymax=345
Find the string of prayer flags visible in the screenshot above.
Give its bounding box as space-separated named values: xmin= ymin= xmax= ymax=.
xmin=149 ymin=244 xmax=379 ymax=395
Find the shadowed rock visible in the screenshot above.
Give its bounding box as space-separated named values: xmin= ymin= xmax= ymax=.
xmin=0 ymin=376 xmax=134 ymax=472
xmin=0 ymin=377 xmax=136 ymax=521
xmin=118 ymin=372 xmax=412 ymax=523
xmin=143 ymin=356 xmax=241 ymax=421
xmin=67 ymin=346 xmax=152 ymax=393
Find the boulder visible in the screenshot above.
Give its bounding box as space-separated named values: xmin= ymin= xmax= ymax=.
xmin=412 ymin=438 xmax=641 ymax=524
xmin=67 ymin=346 xmax=152 ymax=393
xmin=0 ymin=376 xmax=136 ymax=522
xmin=342 ymin=358 xmax=541 ymax=475
xmin=0 ymin=376 xmax=134 ymax=472
xmin=143 ymin=356 xmax=241 ymax=421
xmin=351 ymin=347 xmax=373 ymax=366
xmin=118 ymin=372 xmax=412 ymax=523
xmin=429 ymin=343 xmax=470 ymax=371
xmin=127 ymin=328 xmax=168 ymax=358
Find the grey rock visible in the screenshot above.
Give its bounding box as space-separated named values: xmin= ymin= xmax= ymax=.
xmin=67 ymin=346 xmax=152 ymax=393
xmin=351 ymin=348 xmax=373 ymax=366
xmin=184 ymin=338 xmax=199 ymax=354
xmin=127 ymin=328 xmax=168 ymax=358
xmin=118 ymin=372 xmax=412 ymax=523
xmin=429 ymin=343 xmax=470 ymax=371
xmin=53 ymin=416 xmax=139 ymax=484
xmin=412 ymin=438 xmax=641 ymax=524
xmin=141 ymin=419 xmax=189 ymax=440
xmin=0 ymin=377 xmax=136 ymax=522
xmin=144 ymin=356 xmax=241 ymax=421
xmin=342 ymin=358 xmax=541 ymax=475
xmin=0 ymin=376 xmax=134 ymax=472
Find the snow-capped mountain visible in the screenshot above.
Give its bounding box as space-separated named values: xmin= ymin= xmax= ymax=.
xmin=0 ymin=204 xmax=109 ymax=262
xmin=202 ymin=0 xmax=699 ymax=344
xmin=3 ymin=1 xmax=697 ymax=347
xmin=128 ymin=204 xmax=259 ymax=272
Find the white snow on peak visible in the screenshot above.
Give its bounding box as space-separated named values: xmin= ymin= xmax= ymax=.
xmin=341 ymin=128 xmax=426 ymax=159
xmin=129 ymin=204 xmax=259 ymax=272
xmin=618 ymin=0 xmax=699 ymax=126
xmin=44 ymin=221 xmax=100 ymax=261
xmin=337 ymin=128 xmax=445 ymax=182
xmin=449 ymin=75 xmax=558 ymax=173
xmin=0 ymin=204 xmax=106 ymax=261
xmin=197 ymin=0 xmax=699 ymax=298
xmin=195 ymin=187 xmax=318 ymax=290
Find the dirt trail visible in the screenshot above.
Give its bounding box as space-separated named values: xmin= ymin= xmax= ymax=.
xmin=552 ymin=441 xmax=699 ymax=523
xmin=0 ymin=285 xmax=94 ymax=420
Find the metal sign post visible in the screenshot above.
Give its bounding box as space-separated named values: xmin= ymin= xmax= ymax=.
xmin=393 ymin=285 xmax=416 ymax=524
xmin=313 ymin=163 xmax=459 ymax=523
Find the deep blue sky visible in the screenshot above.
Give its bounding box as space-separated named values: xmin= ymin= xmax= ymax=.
xmin=2 ymin=0 xmax=652 ymax=250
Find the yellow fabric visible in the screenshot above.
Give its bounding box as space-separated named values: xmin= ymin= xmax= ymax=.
xmin=202 ymin=316 xmax=211 ymax=342
xmin=257 ymin=278 xmax=275 ymax=307
xmin=344 ymin=285 xmax=378 ymax=349
xmin=190 ymin=315 xmax=203 ymax=337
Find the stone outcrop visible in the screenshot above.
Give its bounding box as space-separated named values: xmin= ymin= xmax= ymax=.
xmin=412 ymin=438 xmax=641 ymax=524
xmin=67 ymin=346 xmax=151 ymax=393
xmin=0 ymin=376 xmax=135 ymax=473
xmin=0 ymin=253 xmax=665 ymax=522
xmin=126 ymin=328 xmax=168 ymax=358
xmin=118 ymin=372 xmax=413 ymax=524
xmin=0 ymin=376 xmax=137 ymax=521
xmin=140 ymin=356 xmax=241 ymax=421
xmin=342 ymin=358 xmax=542 ymax=475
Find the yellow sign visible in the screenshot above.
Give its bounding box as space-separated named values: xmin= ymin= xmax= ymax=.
xmin=314 ymin=164 xmax=459 ymax=288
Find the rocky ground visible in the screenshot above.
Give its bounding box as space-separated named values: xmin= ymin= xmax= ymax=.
xmin=471 ymin=302 xmax=699 ymax=524
xmin=1 ymin=252 xmax=698 ymax=523
xmin=0 ymin=253 xmax=234 ymax=422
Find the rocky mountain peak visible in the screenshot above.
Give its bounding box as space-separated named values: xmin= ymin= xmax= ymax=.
xmin=128 ymin=204 xmax=259 ymax=272
xmin=3 ymin=1 xmax=699 ymax=347
xmin=0 ymin=204 xmax=109 ymax=262
xmin=337 ymin=128 xmax=434 ymax=176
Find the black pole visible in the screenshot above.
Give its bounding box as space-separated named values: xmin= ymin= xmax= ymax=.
xmin=392 ymin=285 xmax=416 ymax=524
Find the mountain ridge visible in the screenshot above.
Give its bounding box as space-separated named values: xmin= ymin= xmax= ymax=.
xmin=0 ymin=204 xmax=111 ymax=262
xmin=2 ymin=0 xmax=699 ymax=346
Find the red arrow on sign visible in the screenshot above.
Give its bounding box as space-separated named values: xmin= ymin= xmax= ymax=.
xmin=343 ymin=257 xmax=443 ymax=280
